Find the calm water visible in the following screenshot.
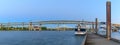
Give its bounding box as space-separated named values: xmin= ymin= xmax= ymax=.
xmin=112 ymin=32 xmax=120 ymax=40
xmin=0 ymin=31 xmax=85 ymax=45
xmin=98 ymin=30 xmax=120 ymax=40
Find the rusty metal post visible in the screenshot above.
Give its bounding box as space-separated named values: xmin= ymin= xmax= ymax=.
xmin=95 ymin=18 xmax=98 ymax=34
xmin=106 ymin=1 xmax=111 ymax=40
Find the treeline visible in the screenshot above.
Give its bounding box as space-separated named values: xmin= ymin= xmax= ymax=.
xmin=0 ymin=26 xmax=74 ymax=31
xmin=0 ymin=26 xmax=47 ymax=31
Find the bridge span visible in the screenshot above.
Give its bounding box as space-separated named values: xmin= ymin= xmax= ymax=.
xmin=0 ymin=20 xmax=104 ymax=31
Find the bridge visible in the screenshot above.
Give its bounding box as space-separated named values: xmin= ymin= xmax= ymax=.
xmin=0 ymin=1 xmax=119 ymax=45
xmin=0 ymin=20 xmax=104 ymax=31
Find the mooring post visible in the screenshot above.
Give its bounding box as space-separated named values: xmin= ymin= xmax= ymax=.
xmin=95 ymin=18 xmax=98 ymax=34
xmin=92 ymin=22 xmax=94 ymax=33
xmin=106 ymin=0 xmax=111 ymax=40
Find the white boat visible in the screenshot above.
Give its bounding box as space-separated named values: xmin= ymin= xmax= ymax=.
xmin=75 ymin=23 xmax=87 ymax=35
xmin=75 ymin=28 xmax=87 ymax=35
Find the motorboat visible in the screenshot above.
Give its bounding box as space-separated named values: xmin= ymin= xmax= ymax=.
xmin=75 ymin=28 xmax=87 ymax=35
xmin=75 ymin=24 xmax=87 ymax=35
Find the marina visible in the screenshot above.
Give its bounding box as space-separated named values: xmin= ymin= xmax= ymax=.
xmin=0 ymin=0 xmax=120 ymax=45
xmin=86 ymin=32 xmax=120 ymax=45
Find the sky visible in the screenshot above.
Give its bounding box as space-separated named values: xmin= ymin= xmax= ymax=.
xmin=0 ymin=0 xmax=120 ymax=24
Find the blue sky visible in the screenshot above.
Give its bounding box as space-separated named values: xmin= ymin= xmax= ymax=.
xmin=0 ymin=0 xmax=120 ymax=23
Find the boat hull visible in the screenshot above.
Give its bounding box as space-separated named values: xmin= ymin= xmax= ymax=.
xmin=74 ymin=32 xmax=86 ymax=36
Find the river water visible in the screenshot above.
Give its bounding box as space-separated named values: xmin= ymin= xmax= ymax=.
xmin=112 ymin=32 xmax=120 ymax=40
xmin=0 ymin=31 xmax=85 ymax=45
xmin=98 ymin=31 xmax=120 ymax=40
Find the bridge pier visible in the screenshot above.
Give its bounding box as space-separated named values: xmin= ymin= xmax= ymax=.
xmin=14 ymin=23 xmax=18 ymax=30
xmin=16 ymin=24 xmax=19 ymax=31
xmin=63 ymin=24 xmax=66 ymax=31
xmin=29 ymin=22 xmax=33 ymax=31
xmin=0 ymin=24 xmax=2 ymax=30
xmin=22 ymin=22 xmax=24 ymax=30
xmin=39 ymin=24 xmax=42 ymax=31
xmin=7 ymin=23 xmax=10 ymax=30
xmin=57 ymin=24 xmax=60 ymax=31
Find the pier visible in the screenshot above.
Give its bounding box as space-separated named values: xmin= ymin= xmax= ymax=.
xmin=84 ymin=0 xmax=120 ymax=45
xmin=85 ymin=32 xmax=120 ymax=45
xmin=0 ymin=0 xmax=120 ymax=45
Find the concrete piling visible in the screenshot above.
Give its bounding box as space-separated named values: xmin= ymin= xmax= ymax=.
xmin=29 ymin=22 xmax=33 ymax=31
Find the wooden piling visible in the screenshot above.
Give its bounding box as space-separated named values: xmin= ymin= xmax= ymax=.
xmin=106 ymin=1 xmax=111 ymax=40
xmin=95 ymin=18 xmax=98 ymax=34
xmin=92 ymin=22 xmax=94 ymax=33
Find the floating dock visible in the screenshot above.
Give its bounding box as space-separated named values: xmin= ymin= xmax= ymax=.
xmin=85 ymin=32 xmax=120 ymax=45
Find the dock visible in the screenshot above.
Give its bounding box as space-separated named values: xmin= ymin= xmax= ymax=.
xmin=85 ymin=32 xmax=120 ymax=45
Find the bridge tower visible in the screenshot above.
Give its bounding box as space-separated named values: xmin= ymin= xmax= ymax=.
xmin=29 ymin=22 xmax=33 ymax=31
xmin=39 ymin=24 xmax=42 ymax=31
xmin=7 ymin=22 xmax=10 ymax=30
xmin=22 ymin=22 xmax=24 ymax=30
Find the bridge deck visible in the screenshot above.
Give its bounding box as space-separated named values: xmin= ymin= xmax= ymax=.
xmin=85 ymin=32 xmax=120 ymax=45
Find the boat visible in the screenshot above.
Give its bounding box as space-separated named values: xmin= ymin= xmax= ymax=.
xmin=75 ymin=28 xmax=87 ymax=35
xmin=75 ymin=24 xmax=87 ymax=35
